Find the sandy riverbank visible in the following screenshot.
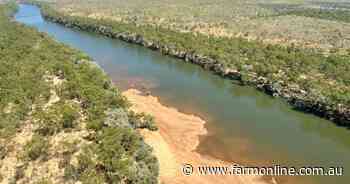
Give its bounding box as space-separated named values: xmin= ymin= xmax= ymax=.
xmin=123 ymin=89 xmax=273 ymax=184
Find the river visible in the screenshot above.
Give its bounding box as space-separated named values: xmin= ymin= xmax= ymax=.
xmin=15 ymin=4 xmax=349 ymax=184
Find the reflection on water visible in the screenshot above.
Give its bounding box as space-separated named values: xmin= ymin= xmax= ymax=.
xmin=16 ymin=4 xmax=349 ymax=184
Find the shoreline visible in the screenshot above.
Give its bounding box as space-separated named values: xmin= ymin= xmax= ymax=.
xmin=123 ymin=89 xmax=273 ymax=184
xmin=27 ymin=1 xmax=350 ymax=128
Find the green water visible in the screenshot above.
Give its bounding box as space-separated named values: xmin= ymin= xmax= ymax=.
xmin=15 ymin=4 xmax=349 ymax=184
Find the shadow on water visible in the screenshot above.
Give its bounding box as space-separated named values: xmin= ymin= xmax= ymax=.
xmin=15 ymin=4 xmax=349 ymax=184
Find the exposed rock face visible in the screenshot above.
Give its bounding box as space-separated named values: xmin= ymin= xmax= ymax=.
xmin=40 ymin=11 xmax=350 ymax=127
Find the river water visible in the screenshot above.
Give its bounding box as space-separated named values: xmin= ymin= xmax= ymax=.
xmin=15 ymin=4 xmax=349 ymax=184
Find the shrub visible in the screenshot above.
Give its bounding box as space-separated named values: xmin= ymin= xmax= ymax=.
xmin=14 ymin=165 xmax=26 ymax=181
xmin=34 ymin=179 xmax=52 ymax=184
xmin=128 ymin=111 xmax=158 ymax=131
xmin=63 ymin=164 xmax=79 ymax=181
xmin=79 ymin=169 xmax=105 ymax=184
xmin=0 ymin=144 xmax=5 ymax=159
xmin=0 ymin=114 xmax=22 ymax=138
xmin=73 ymin=127 xmax=158 ymax=183
xmin=34 ymin=102 xmax=79 ymax=136
xmin=61 ymin=103 xmax=80 ymax=128
xmin=23 ymin=134 xmax=49 ymax=161
xmin=104 ymin=108 xmax=130 ymax=128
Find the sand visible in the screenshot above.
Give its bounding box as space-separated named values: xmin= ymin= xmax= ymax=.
xmin=123 ymin=89 xmax=273 ymax=184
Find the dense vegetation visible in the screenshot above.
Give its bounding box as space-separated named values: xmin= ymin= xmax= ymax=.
xmin=282 ymin=8 xmax=350 ymax=23
xmin=0 ymin=2 xmax=158 ymax=183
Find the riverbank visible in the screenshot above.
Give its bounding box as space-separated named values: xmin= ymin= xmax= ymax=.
xmin=1 ymin=3 xmax=159 ymax=183
xmin=124 ymin=89 xmax=274 ymax=184
xmin=27 ymin=1 xmax=350 ymax=128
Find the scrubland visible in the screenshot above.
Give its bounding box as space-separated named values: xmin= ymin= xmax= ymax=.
xmin=0 ymin=3 xmax=158 ymax=183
